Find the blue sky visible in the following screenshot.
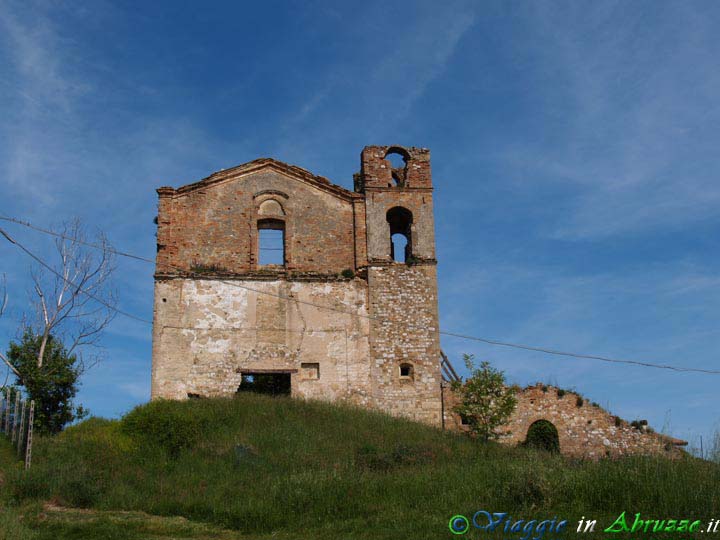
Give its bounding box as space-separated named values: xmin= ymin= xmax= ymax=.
xmin=1 ymin=0 xmax=719 ymax=450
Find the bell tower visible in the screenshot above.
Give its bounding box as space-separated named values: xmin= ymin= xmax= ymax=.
xmin=356 ymin=145 xmax=442 ymax=426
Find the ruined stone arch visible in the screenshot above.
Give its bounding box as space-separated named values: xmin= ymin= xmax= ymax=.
xmin=384 ymin=147 xmax=410 ymax=187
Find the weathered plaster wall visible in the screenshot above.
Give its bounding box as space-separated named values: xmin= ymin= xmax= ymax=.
xmin=151 ymin=278 xmax=372 ymax=406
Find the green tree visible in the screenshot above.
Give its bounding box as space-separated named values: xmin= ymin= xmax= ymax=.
xmin=7 ymin=330 xmax=87 ymax=434
xmin=451 ymin=354 xmax=517 ymax=441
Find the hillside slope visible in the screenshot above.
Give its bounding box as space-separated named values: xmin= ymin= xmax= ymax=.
xmin=1 ymin=394 xmax=718 ymax=539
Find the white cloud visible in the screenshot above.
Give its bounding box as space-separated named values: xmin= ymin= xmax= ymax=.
xmin=498 ymin=2 xmax=720 ymax=239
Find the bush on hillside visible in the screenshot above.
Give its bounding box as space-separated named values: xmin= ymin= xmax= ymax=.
xmin=121 ymin=400 xmax=205 ymax=458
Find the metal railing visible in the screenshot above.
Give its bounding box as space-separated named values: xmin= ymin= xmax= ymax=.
xmin=0 ymin=387 xmax=35 ymax=469
xmin=440 ymin=350 xmax=460 ymax=383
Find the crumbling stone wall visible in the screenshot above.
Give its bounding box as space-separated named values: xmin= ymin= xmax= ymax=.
xmin=152 ymin=146 xmax=444 ymax=426
xmin=152 ymin=146 xmax=682 ymax=454
xmin=152 ymin=278 xmax=372 ymax=406
xmin=443 ymin=383 xmax=682 ymax=459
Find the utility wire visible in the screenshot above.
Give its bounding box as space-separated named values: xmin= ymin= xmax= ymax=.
xmin=0 ymin=215 xmax=155 ymax=263
xmin=2 ymin=215 xmax=719 ymax=375
xmin=438 ymin=331 xmax=720 ymax=374
xmin=0 ymin=216 xmax=282 ymax=253
xmin=0 ymin=227 xmax=152 ymax=324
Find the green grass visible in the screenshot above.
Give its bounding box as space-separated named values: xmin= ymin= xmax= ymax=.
xmin=1 ymin=394 xmax=719 ymax=539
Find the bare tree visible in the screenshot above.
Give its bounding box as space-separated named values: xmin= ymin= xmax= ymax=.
xmin=26 ymin=219 xmax=117 ymax=371
xmin=0 ymin=274 xmax=21 ymax=383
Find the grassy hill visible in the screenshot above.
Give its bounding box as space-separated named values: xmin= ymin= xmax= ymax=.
xmin=1 ymin=394 xmax=718 ymax=539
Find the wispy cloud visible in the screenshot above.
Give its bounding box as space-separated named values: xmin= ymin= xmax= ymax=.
xmin=496 ymin=2 xmax=720 ymax=239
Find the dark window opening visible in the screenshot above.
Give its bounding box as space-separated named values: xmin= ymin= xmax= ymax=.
xmin=300 ymin=362 xmax=320 ymax=380
xmin=399 ymin=362 xmax=414 ymax=380
xmin=258 ymin=219 xmax=285 ymax=266
xmin=237 ymin=372 xmax=291 ymax=396
xmin=460 ymin=414 xmax=470 ymax=425
xmin=386 ymin=207 xmax=413 ymax=263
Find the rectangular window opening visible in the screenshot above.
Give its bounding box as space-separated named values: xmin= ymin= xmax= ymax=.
xmin=258 ymin=221 xmax=285 ymax=266
xmin=237 ymin=372 xmax=291 ymax=396
xmin=300 ymin=362 xmax=320 ymax=380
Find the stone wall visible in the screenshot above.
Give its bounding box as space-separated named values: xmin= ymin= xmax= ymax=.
xmin=152 ymin=145 xmax=444 ymax=428
xmin=367 ymin=264 xmax=443 ymax=426
xmin=443 ymin=383 xmax=682 ymax=459
xmin=151 ymin=277 xmax=372 ymax=406
xmin=151 ymin=146 xmax=682 ymax=459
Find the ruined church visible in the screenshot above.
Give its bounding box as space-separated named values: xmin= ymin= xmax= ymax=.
xmin=151 ymin=145 xmax=685 ymax=458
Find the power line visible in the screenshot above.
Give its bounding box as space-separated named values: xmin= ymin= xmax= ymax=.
xmin=439 ymin=331 xmax=720 ymax=374
xmin=0 ymin=215 xmax=155 ymax=263
xmin=0 ymin=216 xmax=282 ymax=254
xmin=0 ymin=227 xmax=152 ymax=324
xmin=2 ymin=215 xmax=719 ymax=375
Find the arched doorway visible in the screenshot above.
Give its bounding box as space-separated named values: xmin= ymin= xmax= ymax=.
xmin=524 ymin=420 xmax=560 ymax=453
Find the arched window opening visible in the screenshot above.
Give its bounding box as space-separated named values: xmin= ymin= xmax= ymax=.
xmin=386 ymin=207 xmax=413 ymax=263
xmin=385 ymin=148 xmax=409 ymax=187
xmin=524 ymin=420 xmax=560 ymax=453
xmin=391 ymin=233 xmax=408 ymax=263
xmin=385 ymin=151 xmax=407 ymax=170
xmin=258 ymin=218 xmax=285 ymax=266
xmin=399 ymin=362 xmax=414 ymax=380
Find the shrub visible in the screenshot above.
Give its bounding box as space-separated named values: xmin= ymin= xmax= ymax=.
xmin=341 ymin=269 xmax=355 ymax=279
xmin=541 ymin=385 xmax=548 ymax=393
xmin=121 ymin=400 xmax=204 ymax=458
xmin=451 ymin=355 xmax=517 ymax=441
xmin=6 ymin=331 xmax=87 ymax=434
xmin=576 ymin=396 xmax=584 ymax=407
xmin=524 ymin=420 xmax=560 ymax=453
xmin=614 ymin=416 xmax=622 ymax=427
xmin=556 ymin=388 xmax=566 ymax=399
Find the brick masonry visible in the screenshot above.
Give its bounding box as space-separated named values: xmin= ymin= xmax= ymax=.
xmin=152 ymin=145 xmax=681 ymax=457
xmin=152 ymin=146 xmax=443 ymax=426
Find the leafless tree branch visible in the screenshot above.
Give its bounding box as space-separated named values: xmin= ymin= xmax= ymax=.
xmin=0 ymin=274 xmax=21 ymax=379
xmin=27 ymin=219 xmax=117 ymax=371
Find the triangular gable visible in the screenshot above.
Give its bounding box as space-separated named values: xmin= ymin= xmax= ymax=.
xmin=157 ymin=158 xmax=360 ymax=201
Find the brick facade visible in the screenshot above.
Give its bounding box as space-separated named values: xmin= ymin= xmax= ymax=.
xmin=151 ymin=145 xmax=680 ymax=457
xmin=152 ymin=146 xmax=443 ymax=426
